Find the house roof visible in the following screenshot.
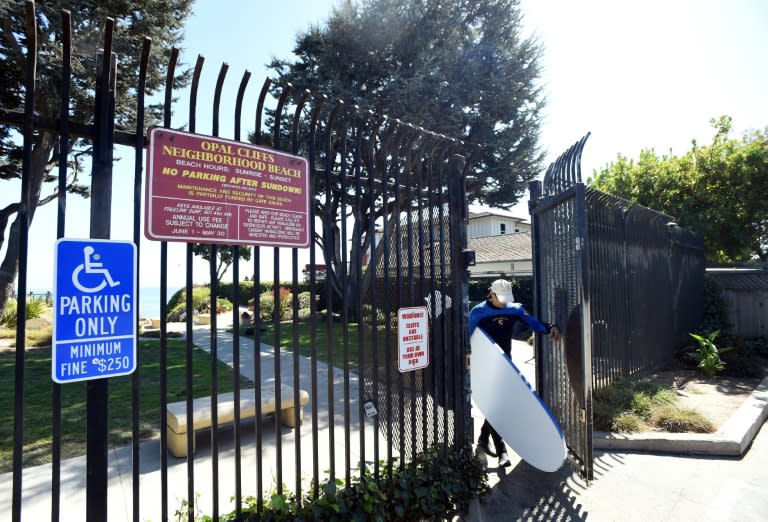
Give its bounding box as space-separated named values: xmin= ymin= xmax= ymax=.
xmin=468 ymin=204 xmax=529 ymax=223
xmin=706 ymin=269 xmax=768 ymax=290
xmin=469 ymin=233 xmax=532 ymax=263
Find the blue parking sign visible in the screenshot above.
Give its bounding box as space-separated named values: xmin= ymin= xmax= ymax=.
xmin=53 ymin=238 xmax=137 ymax=383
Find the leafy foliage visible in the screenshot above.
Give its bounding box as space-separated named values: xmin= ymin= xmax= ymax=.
xmin=270 ymin=0 xmax=545 ymax=206
xmin=589 ymin=117 xmax=768 ymax=262
xmin=0 ymin=0 xmax=194 ymax=316
xmin=269 ymin=0 xmax=544 ymax=318
xmin=166 ymin=286 xmax=233 ymax=322
xmin=193 ymin=444 xmax=489 ymax=521
xmin=190 ymin=245 xmax=252 ymax=285
xmin=0 ymin=297 xmax=47 ymax=328
xmin=688 ymin=331 xmax=732 ymax=378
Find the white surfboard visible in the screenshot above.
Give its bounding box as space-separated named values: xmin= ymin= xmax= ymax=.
xmin=471 ymin=327 xmax=566 ymax=472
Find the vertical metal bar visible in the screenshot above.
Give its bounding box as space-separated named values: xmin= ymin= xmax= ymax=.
xmin=306 ymin=96 xmax=325 ymax=497
xmin=86 ymin=19 xmax=116 ymax=521
xmin=231 ymin=69 xmax=250 ymax=519
xmin=575 ymin=182 xmax=594 ymax=481
xmin=131 ymin=36 xmax=151 ymax=522
xmin=447 ymin=153 xmax=470 ymax=446
xmin=12 ymin=4 xmax=36 ymax=521
xmin=323 ymin=102 xmax=344 ymax=481
xmin=367 ymin=119 xmax=385 ymax=476
xmin=392 ymin=128 xmax=406 ymax=466
xmin=379 ymin=122 xmax=398 ymax=475
xmin=435 ymin=146 xmax=451 ymax=450
xmin=529 ymin=180 xmax=543 ymax=390
xmin=51 ymin=10 xmax=72 ymax=522
xmin=290 ymin=89 xmax=309 ymax=499
xmin=183 ymin=53 xmax=203 ymax=522
xmin=252 ymin=76 xmax=271 ymax=512
xmin=208 ymin=62 xmax=229 ymax=522
xmin=413 ymin=139 xmax=428 ymax=453
xmin=352 ymin=114 xmax=367 ymax=474
xmin=336 ymin=113 xmax=352 ymax=484
xmin=272 ymin=83 xmax=291 ymax=494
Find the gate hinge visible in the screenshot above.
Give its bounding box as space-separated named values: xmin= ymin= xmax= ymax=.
xmin=580 ymin=408 xmax=587 ymax=423
xmin=461 ymin=249 xmax=476 ymax=268
xmin=575 ymin=237 xmax=584 ymax=251
xmin=465 ymin=354 xmax=471 ymax=370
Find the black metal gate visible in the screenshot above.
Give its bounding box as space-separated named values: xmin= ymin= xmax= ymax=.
xmin=1 ymin=4 xmax=472 ymax=521
xmin=529 ymin=134 xmax=594 ymax=481
xmin=529 ymin=134 xmax=705 ymax=482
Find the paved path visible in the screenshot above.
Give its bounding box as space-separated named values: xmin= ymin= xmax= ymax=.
xmin=1 ymin=315 xmax=391 ymax=521
xmin=467 ymin=341 xmax=768 ymax=521
xmin=4 ymin=318 xmax=766 ymax=521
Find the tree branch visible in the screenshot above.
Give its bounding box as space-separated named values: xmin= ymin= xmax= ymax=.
xmin=0 ymin=203 xmax=20 ymax=253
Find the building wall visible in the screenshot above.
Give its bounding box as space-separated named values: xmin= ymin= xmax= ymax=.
xmin=468 ymin=216 xmax=530 ymax=238
xmin=469 ymin=258 xmax=533 ymax=278
xmin=722 ymin=289 xmax=767 ymax=338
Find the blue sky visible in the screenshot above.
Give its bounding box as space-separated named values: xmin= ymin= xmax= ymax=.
xmin=4 ymin=0 xmax=767 ymax=290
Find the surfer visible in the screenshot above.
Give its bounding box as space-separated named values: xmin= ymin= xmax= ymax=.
xmin=470 ymin=279 xmax=561 ymax=467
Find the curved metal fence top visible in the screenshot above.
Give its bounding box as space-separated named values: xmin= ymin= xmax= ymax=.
xmin=542 ymin=132 xmax=590 ymax=196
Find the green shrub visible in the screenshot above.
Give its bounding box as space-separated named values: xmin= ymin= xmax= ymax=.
xmin=688 ymin=331 xmax=732 ymax=377
xmin=167 ymin=287 xmax=234 ymax=321
xmin=1 ymin=297 xmax=47 ymax=328
xmin=26 ymin=298 xmax=47 ymax=321
xmin=0 ymin=299 xmax=17 ymax=328
xmin=593 ymin=379 xmax=678 ymax=433
xmin=200 ymin=444 xmax=488 ymax=521
xmin=652 ymin=405 xmax=714 ymax=433
xmin=297 ymin=291 xmax=312 ymax=310
xmin=252 ymin=288 xmax=292 ymax=321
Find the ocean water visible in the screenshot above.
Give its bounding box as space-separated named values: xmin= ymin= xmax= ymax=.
xmin=139 ymin=287 xmax=181 ymax=319
xmin=20 ymin=287 xmax=179 ymax=320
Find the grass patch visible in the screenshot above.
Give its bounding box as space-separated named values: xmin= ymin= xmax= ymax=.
xmin=0 ymin=325 xmax=53 ymax=346
xmin=652 ymin=405 xmax=714 ymax=433
xmin=593 ymin=378 xmax=711 ymax=433
xmin=140 ymin=329 xmax=184 ymax=339
xmin=0 ymin=339 xmax=252 ymax=472
xmin=243 ymin=320 xmax=362 ymax=370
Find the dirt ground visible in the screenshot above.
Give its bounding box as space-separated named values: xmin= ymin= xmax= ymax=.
xmin=638 ymin=368 xmax=766 ymax=431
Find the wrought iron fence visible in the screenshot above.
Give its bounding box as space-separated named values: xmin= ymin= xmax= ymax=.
xmin=1 ymin=4 xmax=472 ymax=521
xmin=530 ymin=133 xmax=705 ymax=481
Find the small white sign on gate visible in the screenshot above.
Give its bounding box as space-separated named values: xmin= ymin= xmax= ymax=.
xmin=397 ymin=306 xmax=429 ymax=372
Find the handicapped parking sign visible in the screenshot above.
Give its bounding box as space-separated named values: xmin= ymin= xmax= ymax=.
xmin=53 ymin=238 xmax=137 ymax=383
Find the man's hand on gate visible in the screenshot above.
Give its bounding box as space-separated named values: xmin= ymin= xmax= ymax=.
xmin=549 ymin=325 xmax=561 ymax=343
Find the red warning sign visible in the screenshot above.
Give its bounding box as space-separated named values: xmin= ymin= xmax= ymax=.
xmin=398 ymin=306 xmax=429 ymax=372
xmin=144 ymin=127 xmax=310 ymax=248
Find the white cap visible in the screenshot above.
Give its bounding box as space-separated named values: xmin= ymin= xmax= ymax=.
xmin=490 ymin=279 xmax=515 ymax=304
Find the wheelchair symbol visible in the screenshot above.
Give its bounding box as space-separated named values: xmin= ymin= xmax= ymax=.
xmin=71 ymin=246 xmax=120 ymax=293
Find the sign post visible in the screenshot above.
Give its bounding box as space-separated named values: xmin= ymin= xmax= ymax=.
xmin=53 ymin=238 xmax=137 ymax=383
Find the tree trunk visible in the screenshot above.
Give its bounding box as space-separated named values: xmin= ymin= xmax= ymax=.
xmin=0 ymin=134 xmax=57 ymax=317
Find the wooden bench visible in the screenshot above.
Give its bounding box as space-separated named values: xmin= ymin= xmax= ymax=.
xmin=166 ymin=384 xmax=310 ymax=458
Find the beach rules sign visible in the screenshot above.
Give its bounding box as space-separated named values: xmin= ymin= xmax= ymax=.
xmin=52 ymin=238 xmax=137 ymax=383
xmin=144 ymin=127 xmax=310 ymax=248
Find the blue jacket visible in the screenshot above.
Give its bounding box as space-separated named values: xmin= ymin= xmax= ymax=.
xmin=469 ymin=300 xmax=551 ymax=355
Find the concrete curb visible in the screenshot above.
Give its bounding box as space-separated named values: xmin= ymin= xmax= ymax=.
xmin=594 ymin=374 xmax=768 ymax=455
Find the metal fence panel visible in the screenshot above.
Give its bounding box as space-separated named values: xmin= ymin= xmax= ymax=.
xmin=1 ymin=5 xmax=471 ymax=520
xmin=530 ymin=134 xmax=705 ymax=482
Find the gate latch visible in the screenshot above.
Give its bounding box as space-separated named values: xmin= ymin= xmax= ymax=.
xmin=461 ymin=249 xmax=476 ymax=268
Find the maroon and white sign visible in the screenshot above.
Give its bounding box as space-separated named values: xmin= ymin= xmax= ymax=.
xmin=398 ymin=306 xmax=429 ymax=372
xmin=144 ymin=127 xmax=310 ymax=248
